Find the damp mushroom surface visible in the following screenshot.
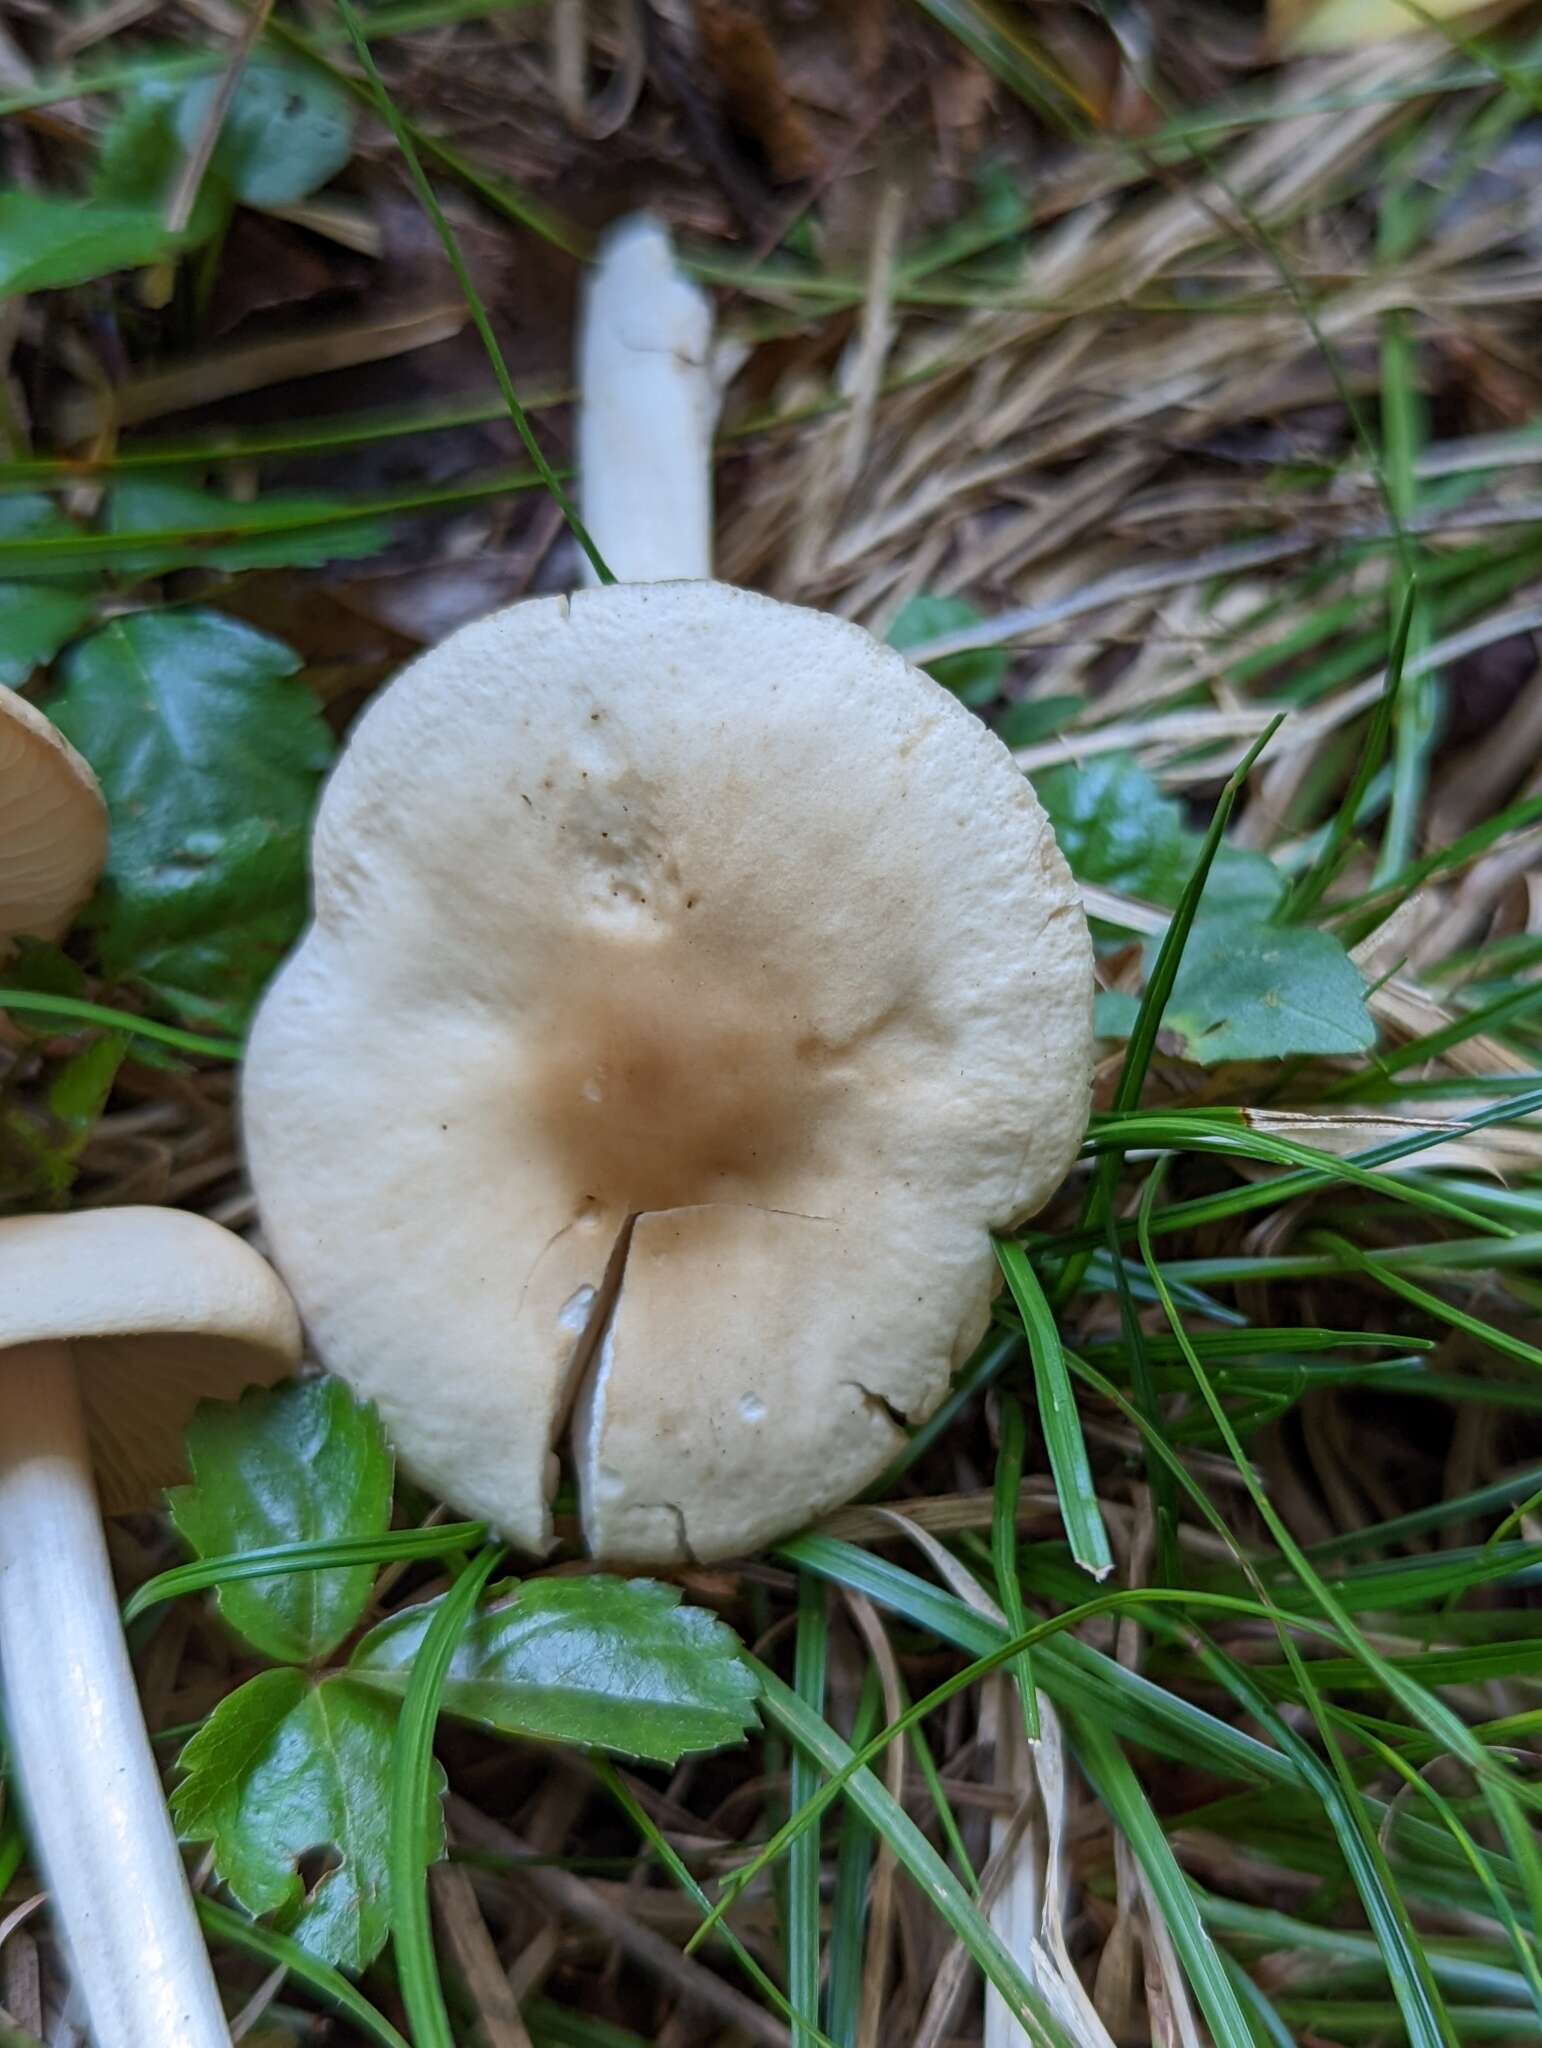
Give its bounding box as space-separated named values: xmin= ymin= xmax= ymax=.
xmin=242 ymin=581 xmax=1094 ymax=1563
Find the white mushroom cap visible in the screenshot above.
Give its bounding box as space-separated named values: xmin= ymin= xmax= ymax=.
xmin=0 ymin=1207 xmax=302 ymax=1513
xmin=0 ymin=686 xmax=107 ymax=951
xmin=243 ymin=581 xmax=1093 ymax=1563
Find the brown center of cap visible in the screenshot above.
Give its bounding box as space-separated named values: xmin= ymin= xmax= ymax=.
xmin=526 ymin=933 xmax=840 ymax=1216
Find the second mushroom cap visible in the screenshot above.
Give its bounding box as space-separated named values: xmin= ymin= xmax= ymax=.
xmin=243 ymin=580 xmax=1093 ymax=1562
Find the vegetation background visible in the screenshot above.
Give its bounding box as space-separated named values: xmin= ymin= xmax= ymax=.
xmin=3 ymin=1 xmax=1542 ymax=2044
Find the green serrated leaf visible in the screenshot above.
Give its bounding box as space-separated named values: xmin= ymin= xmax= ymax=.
xmin=0 ymin=189 xmax=205 ymax=293
xmin=350 ymin=1575 xmax=760 ymax=1763
xmin=174 ymin=1668 xmax=440 ymax=1971
xmin=106 ymin=479 xmax=392 ymax=577
xmin=1157 ymin=914 xmax=1375 ymax=1066
xmin=887 ymin=594 xmax=1008 ymax=707
xmin=170 ymin=1379 xmax=392 ymax=1664
xmin=49 ymin=609 xmax=335 ymax=1031
xmin=1033 ymin=751 xmax=1282 ymax=920
xmin=173 ymin=61 xmax=353 ymax=207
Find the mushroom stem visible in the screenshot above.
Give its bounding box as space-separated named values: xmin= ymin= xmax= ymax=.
xmin=0 ymin=1342 xmax=231 ymax=2048
xmin=577 ymin=213 xmax=719 ymax=583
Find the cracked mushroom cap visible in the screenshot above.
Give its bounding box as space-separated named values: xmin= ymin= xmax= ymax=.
xmin=242 ymin=581 xmax=1093 ymax=1563
xmin=0 ymin=686 xmax=107 ymax=952
xmin=0 ymin=1208 xmax=302 ymax=1513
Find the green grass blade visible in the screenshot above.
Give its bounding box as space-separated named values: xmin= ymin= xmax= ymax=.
xmin=389 ymin=1542 xmax=504 ymax=2048
xmin=125 ymin=1523 xmax=488 ymax=1620
xmin=1113 ymin=718 xmax=1286 ymax=1120
xmin=593 ymin=1756 xmax=841 ymax=2048
xmin=331 ymin=0 xmax=611 ymax=582
xmin=752 ymin=1663 xmax=1077 ymax=2048
xmin=1284 ymin=578 xmax=1415 ymax=920
xmin=0 ymin=991 xmax=241 ymax=1059
xmin=1070 ymin=1716 xmax=1255 ymax=2047
xmin=1077 ymin=1081 xmax=1542 ymax=1251
xmin=780 ymin=1533 xmax=1294 ymax=1785
xmin=788 ymin=1575 xmax=828 ymax=2048
xmin=698 ymin=1583 xmax=1307 ymax=1958
xmin=198 ymin=1898 xmax=411 ymax=2048
xmin=990 ymin=1389 xmax=1040 ymax=1740
xmin=824 ymin=1667 xmax=882 ymax=2047
xmin=994 ymin=1242 xmax=1112 ymax=1580
xmin=1136 ymin=1182 xmax=1542 ymax=2026
xmin=1316 ymin=1231 xmax=1542 ymax=1372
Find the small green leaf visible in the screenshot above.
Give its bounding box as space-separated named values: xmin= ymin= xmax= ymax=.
xmin=1033 ymin=752 xmax=1283 ymax=919
xmin=174 ymin=61 xmax=353 ymax=207
xmin=351 ymin=1575 xmax=760 ymax=1763
xmin=174 ymin=1668 xmax=439 ymax=1971
xmin=887 ymin=594 xmax=1008 ymax=707
xmin=91 ymin=76 xmax=231 ymax=248
xmin=994 ymin=694 xmax=1081 ymax=748
xmin=170 ymin=1379 xmax=392 ymax=1664
xmin=49 ymin=609 xmax=335 ymax=1031
xmin=1158 ymin=914 xmax=1374 ymax=1066
xmin=106 ymin=479 xmax=392 ymax=576
xmin=1034 ymin=751 xmax=1188 ymax=901
xmin=0 ymin=189 xmax=202 ymax=293
xmin=47 ymin=1031 xmax=126 ymax=1132
xmin=0 ymin=585 xmax=93 ymax=684
xmin=0 ymin=492 xmax=98 ymax=578
xmin=92 ymin=63 xmax=348 ymax=227
xmin=1093 ymin=990 xmax=1141 ymax=1040
xmin=1204 ymin=843 xmax=1287 ymax=915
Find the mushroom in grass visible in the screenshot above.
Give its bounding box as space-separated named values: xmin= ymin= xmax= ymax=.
xmin=0 ymin=690 xmax=304 ymax=2047
xmin=242 ymin=218 xmax=1094 ymax=1564
xmin=0 ymin=1209 xmax=301 ymax=2048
